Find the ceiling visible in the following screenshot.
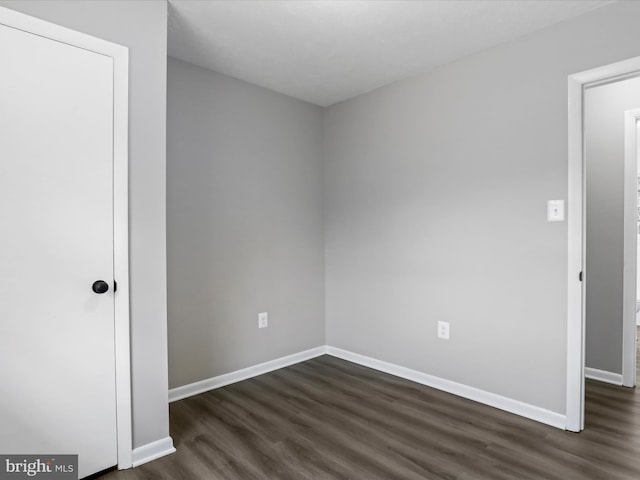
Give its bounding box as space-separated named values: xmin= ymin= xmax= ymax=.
xmin=168 ymin=0 xmax=613 ymax=107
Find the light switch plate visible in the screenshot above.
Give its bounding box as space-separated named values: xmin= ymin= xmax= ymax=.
xmin=547 ymin=200 xmax=565 ymax=222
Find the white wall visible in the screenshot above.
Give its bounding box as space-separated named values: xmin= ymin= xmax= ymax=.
xmin=324 ymin=1 xmax=640 ymax=415
xmin=166 ymin=58 xmax=325 ymax=388
xmin=0 ymin=0 xmax=170 ymax=449
xmin=584 ymin=76 xmax=640 ymax=375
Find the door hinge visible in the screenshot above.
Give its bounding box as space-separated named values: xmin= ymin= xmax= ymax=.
xmin=578 ymin=271 xmax=583 ymax=282
xmin=114 ymin=280 xmax=117 ymax=292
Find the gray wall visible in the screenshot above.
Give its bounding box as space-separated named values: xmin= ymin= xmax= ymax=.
xmin=585 ymin=76 xmax=640 ymax=374
xmin=9 ymin=0 xmax=640 ymax=439
xmin=324 ymin=1 xmax=640 ymax=415
xmin=0 ymin=1 xmax=170 ymax=448
xmin=166 ymin=58 xmax=325 ymax=388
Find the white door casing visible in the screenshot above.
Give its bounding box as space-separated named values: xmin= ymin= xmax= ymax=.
xmin=622 ymin=108 xmax=640 ymax=388
xmin=0 ymin=6 xmax=131 ymax=476
xmin=637 ymin=122 xmax=640 ymax=327
xmin=567 ymin=57 xmax=640 ymax=432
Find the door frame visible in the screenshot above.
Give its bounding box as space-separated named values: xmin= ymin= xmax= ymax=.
xmin=567 ymin=56 xmax=640 ymax=432
xmin=0 ymin=7 xmax=132 ymax=468
xmin=622 ymin=108 xmax=640 ymax=388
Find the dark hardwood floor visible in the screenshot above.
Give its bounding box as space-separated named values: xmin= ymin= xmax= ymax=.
xmin=102 ymin=339 xmax=640 ymax=479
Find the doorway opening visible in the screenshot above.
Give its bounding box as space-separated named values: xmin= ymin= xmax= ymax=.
xmin=567 ymin=57 xmax=640 ymax=432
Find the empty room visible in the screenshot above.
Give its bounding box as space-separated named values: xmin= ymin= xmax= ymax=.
xmin=2 ymin=0 xmax=640 ymax=479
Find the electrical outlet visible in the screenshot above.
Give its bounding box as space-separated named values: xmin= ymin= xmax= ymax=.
xmin=437 ymin=321 xmax=450 ymax=340
xmin=258 ymin=312 xmax=268 ymax=329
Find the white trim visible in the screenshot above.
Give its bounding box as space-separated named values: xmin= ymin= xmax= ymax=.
xmin=585 ymin=367 xmax=623 ymax=386
xmin=169 ymin=345 xmax=569 ymax=430
xmin=567 ymin=73 xmax=585 ymax=432
xmin=326 ymin=347 xmax=566 ymax=430
xmin=169 ymin=347 xmax=327 ymax=402
xmin=622 ymin=109 xmax=640 ymax=388
xmin=131 ymin=437 xmax=176 ymax=468
xmin=0 ymin=6 xmax=133 ymax=469
xmin=567 ymin=55 xmax=640 ymax=433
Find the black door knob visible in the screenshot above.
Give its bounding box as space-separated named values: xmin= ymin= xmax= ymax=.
xmin=92 ymin=280 xmax=109 ymax=294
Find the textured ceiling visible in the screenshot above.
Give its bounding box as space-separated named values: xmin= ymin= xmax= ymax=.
xmin=168 ymin=0 xmax=613 ymax=107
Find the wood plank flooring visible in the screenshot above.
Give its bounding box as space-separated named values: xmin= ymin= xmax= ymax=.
xmin=101 ymin=344 xmax=640 ymax=479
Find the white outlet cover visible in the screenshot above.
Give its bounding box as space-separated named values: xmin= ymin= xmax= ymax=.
xmin=258 ymin=312 xmax=268 ymax=328
xmin=437 ymin=321 xmax=450 ymax=340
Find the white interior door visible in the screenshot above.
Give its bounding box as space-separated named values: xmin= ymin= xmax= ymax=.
xmin=0 ymin=19 xmax=118 ymax=478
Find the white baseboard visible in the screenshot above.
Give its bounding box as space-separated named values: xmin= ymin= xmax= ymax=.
xmin=167 ymin=344 xmax=566 ymax=430
xmin=169 ymin=346 xmax=327 ymax=402
xmin=585 ymin=367 xmax=623 ymax=386
xmin=131 ymin=436 xmax=176 ymax=468
xmin=325 ymin=346 xmax=567 ymax=430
